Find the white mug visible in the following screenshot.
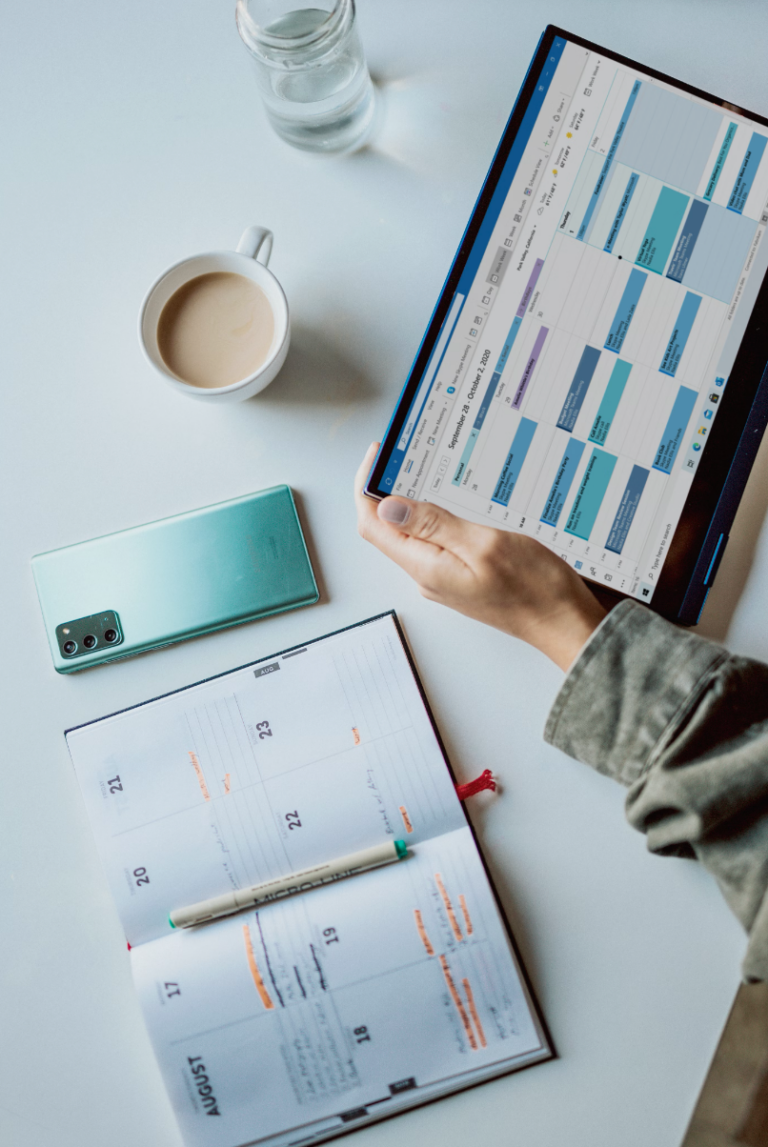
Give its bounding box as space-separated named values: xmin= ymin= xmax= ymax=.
xmin=138 ymin=226 xmax=290 ymax=402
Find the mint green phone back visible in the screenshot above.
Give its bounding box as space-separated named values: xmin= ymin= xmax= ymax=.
xmin=32 ymin=486 xmax=319 ymax=672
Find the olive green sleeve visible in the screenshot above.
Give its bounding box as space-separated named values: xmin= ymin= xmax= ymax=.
xmin=545 ymin=600 xmax=768 ymax=982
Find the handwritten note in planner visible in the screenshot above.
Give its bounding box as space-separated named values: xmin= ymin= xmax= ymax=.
xmin=67 ymin=614 xmax=550 ymax=1147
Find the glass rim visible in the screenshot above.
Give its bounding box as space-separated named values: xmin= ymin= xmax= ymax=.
xmin=235 ymin=0 xmax=350 ymax=52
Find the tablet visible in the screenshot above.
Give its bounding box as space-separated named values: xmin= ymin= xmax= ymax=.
xmin=366 ymin=26 xmax=768 ymax=624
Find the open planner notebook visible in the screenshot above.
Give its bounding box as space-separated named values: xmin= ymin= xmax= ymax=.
xmin=66 ymin=612 xmax=551 ymax=1147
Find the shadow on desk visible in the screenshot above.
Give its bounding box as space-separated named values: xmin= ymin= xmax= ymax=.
xmin=256 ymin=323 xmax=378 ymax=411
xmin=682 ymin=982 xmax=768 ymax=1147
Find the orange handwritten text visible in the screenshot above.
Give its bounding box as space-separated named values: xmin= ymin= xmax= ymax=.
xmin=459 ymin=894 xmax=473 ymax=936
xmin=439 ymin=955 xmax=477 ymax=1050
xmin=242 ymin=925 xmax=274 ymax=1009
xmin=462 ymin=978 xmax=487 ymax=1048
xmin=414 ymin=909 xmax=435 ymax=956
xmin=189 ymin=751 xmax=210 ymax=802
xmin=435 ymin=873 xmax=463 ymax=943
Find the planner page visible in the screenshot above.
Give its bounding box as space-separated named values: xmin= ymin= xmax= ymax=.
xmin=131 ymin=827 xmax=549 ymax=1147
xmin=66 ymin=615 xmax=467 ymax=946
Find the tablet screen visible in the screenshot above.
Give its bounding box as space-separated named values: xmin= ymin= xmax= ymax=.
xmin=370 ymin=31 xmax=768 ymax=607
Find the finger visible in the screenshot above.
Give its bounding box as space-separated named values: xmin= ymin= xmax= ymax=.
xmin=354 ymin=442 xmax=412 ymax=555
xmin=368 ymin=512 xmax=463 ymax=584
xmin=354 ymin=447 xmax=466 ymax=583
xmin=354 ymin=443 xmax=385 ymax=536
xmin=353 ymin=442 xmax=380 ymax=502
xmin=377 ymin=495 xmax=491 ymax=559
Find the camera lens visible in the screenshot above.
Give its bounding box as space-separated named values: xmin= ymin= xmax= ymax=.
xmin=63 ymin=640 xmax=77 ymax=655
xmin=83 ymin=634 xmax=97 ymax=649
xmin=104 ymin=628 xmax=117 ymax=643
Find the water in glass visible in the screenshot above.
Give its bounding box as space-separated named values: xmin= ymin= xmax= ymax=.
xmin=236 ymin=0 xmax=377 ymax=154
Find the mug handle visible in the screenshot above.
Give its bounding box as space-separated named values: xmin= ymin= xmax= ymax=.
xmin=237 ymin=225 xmax=273 ymax=266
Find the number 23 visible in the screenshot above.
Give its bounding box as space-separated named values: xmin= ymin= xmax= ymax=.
xmin=256 ymin=721 xmax=272 ymax=740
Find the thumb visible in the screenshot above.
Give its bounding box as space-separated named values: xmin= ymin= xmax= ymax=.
xmin=377 ymin=496 xmax=482 ymax=553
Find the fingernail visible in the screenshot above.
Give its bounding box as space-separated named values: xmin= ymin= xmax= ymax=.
xmin=378 ymin=499 xmax=411 ymax=526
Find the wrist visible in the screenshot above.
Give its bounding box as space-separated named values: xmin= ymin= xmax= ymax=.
xmin=521 ymin=591 xmax=607 ymax=672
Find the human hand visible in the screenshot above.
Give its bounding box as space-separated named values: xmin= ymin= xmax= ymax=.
xmin=355 ymin=443 xmax=607 ymax=671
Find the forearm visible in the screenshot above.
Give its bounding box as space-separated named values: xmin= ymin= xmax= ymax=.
xmin=545 ymin=600 xmax=768 ymax=981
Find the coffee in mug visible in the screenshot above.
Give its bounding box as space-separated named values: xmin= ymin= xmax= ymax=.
xmin=139 ymin=226 xmax=290 ymax=403
xmin=157 ymin=272 xmax=275 ymax=389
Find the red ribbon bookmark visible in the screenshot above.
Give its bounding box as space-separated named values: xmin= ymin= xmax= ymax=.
xmin=455 ymin=769 xmax=497 ymax=800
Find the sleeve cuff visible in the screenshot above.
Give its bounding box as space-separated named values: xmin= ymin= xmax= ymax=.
xmin=544 ymin=599 xmax=729 ymax=786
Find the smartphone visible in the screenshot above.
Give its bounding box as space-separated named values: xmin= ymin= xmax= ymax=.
xmin=32 ymin=485 xmax=319 ymax=673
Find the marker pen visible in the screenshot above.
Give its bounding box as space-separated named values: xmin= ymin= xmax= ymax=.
xmin=169 ymin=839 xmax=409 ymax=928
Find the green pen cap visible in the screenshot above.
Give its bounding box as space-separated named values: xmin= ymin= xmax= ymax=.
xmin=168 ymin=915 xmax=176 ymax=929
xmin=395 ymin=840 xmax=408 ymax=860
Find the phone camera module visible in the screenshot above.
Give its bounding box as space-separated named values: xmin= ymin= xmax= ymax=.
xmin=56 ymin=611 xmax=121 ymax=664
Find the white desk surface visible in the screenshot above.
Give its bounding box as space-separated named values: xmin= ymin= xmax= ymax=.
xmin=4 ymin=2 xmax=768 ymax=1144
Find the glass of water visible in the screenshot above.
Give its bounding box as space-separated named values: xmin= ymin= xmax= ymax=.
xmin=235 ymin=0 xmax=377 ymax=154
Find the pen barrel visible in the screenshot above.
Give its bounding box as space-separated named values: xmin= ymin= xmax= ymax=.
xmin=170 ymin=840 xmax=404 ymax=928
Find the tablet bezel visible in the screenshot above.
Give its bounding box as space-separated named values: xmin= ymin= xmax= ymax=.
xmin=366 ymin=25 xmax=768 ymax=624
